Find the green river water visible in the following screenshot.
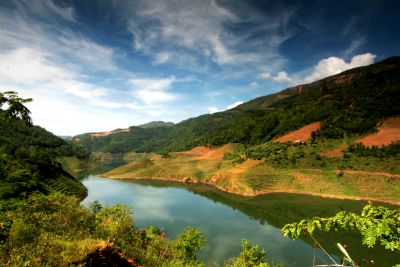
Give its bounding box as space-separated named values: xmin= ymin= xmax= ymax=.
xmin=82 ymin=175 xmax=398 ymax=266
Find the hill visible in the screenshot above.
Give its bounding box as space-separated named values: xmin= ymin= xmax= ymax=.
xmin=0 ymin=92 xmax=88 ymax=199
xmin=73 ymin=56 xmax=400 ymax=154
xmin=91 ymin=57 xmax=400 ymax=204
xmin=137 ymin=121 xmax=174 ymax=128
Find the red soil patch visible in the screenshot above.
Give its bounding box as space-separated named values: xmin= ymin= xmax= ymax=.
xmin=180 ymin=144 xmax=233 ymax=160
xmin=355 ymin=117 xmax=400 ymax=147
xmin=274 ymin=122 xmax=321 ymax=143
xmin=320 ymin=144 xmax=346 ymax=157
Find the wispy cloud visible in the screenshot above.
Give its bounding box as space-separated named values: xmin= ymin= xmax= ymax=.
xmin=130 ymin=77 xmax=178 ymax=104
xmin=250 ymin=81 xmax=258 ymax=88
xmin=120 ymin=0 xmax=291 ymax=70
xmin=14 ymin=0 xmax=76 ymax=22
xmin=343 ymin=37 xmax=365 ymax=57
xmin=258 ymin=72 xmax=272 ymax=79
xmin=0 ymin=0 xmax=186 ymax=134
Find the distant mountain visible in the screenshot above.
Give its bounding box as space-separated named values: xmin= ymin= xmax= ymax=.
xmin=138 ymin=121 xmax=174 ymax=128
xmin=72 ymin=56 xmax=400 ymax=154
xmin=59 ymin=135 xmax=72 ymax=140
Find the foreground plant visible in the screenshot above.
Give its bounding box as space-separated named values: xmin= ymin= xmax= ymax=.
xmin=282 ymin=204 xmax=400 ymax=266
xmin=225 ymin=239 xmax=283 ymax=267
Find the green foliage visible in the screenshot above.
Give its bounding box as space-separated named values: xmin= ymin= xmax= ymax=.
xmin=0 ymin=193 xmax=210 ymax=267
xmin=225 ymin=239 xmax=283 ymax=267
xmin=89 ymin=200 xmax=102 ymax=213
xmin=74 ymin=57 xmax=400 ymax=154
xmin=0 ymin=91 xmax=88 ymax=199
xmin=282 ymin=204 xmax=400 ymax=265
xmin=348 ymin=142 xmax=400 ymax=157
xmin=0 ymin=91 xmax=32 ymax=126
xmin=175 ymin=227 xmax=206 ymax=264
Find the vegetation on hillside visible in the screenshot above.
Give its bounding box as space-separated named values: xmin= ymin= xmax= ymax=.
xmin=0 ymin=91 xmax=88 ymax=199
xmin=103 ymin=139 xmax=400 ymax=203
xmin=0 ymin=192 xmax=286 ymax=266
xmin=73 ymin=57 xmax=400 ymax=154
xmin=2 ymin=55 xmax=400 ymax=265
xmin=0 ymin=92 xmax=285 ymax=266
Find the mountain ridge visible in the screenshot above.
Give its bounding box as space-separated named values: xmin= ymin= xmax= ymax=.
xmin=71 ymin=56 xmax=400 ymax=154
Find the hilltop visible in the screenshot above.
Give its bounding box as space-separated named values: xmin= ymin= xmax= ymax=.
xmin=71 ymin=57 xmax=400 ymax=204
xmin=72 ymin=56 xmax=400 ymax=154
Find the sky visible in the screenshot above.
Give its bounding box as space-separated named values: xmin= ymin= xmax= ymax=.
xmin=0 ymin=0 xmax=399 ymax=136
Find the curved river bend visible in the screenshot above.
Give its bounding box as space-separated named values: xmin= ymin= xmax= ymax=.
xmin=82 ymin=175 xmax=397 ymax=266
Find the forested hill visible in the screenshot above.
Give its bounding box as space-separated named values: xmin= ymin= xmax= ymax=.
xmin=0 ymin=92 xmax=88 ymax=199
xmin=73 ymin=56 xmax=400 ymax=154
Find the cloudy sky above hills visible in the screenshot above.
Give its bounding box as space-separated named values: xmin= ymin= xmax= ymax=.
xmin=0 ymin=0 xmax=399 ymax=135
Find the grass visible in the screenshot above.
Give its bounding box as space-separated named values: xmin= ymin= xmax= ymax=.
xmin=102 ymin=141 xmax=400 ymax=204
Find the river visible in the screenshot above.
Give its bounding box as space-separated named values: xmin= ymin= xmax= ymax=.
xmin=81 ymin=175 xmax=398 ymax=266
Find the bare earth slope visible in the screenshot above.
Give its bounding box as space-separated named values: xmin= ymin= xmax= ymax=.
xmin=274 ymin=122 xmax=320 ymax=142
xmin=102 ymin=144 xmax=400 ymax=205
xmin=355 ymin=117 xmax=400 ymax=147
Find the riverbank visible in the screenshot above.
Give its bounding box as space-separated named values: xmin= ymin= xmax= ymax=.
xmin=100 ymin=142 xmax=400 ymax=205
xmin=101 ymin=173 xmax=400 ymax=206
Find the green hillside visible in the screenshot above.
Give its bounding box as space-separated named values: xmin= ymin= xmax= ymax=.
xmin=0 ymin=92 xmax=88 ymax=199
xmin=72 ymin=56 xmax=400 ymax=154
xmin=92 ymin=57 xmax=400 ymax=204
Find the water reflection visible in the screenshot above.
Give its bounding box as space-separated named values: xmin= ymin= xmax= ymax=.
xmin=82 ymin=176 xmax=398 ymax=266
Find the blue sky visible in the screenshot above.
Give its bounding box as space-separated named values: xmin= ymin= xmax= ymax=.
xmin=0 ymin=0 xmax=399 ymax=135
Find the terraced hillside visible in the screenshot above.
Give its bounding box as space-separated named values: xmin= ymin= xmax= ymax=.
xmin=103 ymin=139 xmax=400 ymax=204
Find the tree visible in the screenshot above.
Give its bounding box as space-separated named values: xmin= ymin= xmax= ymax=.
xmin=175 ymin=227 xmax=206 ymax=264
xmin=0 ymin=91 xmax=32 ymax=125
xmin=282 ymin=204 xmax=400 ymax=266
xmin=89 ymin=200 xmax=103 ymax=213
xmin=225 ymin=239 xmax=283 ymax=267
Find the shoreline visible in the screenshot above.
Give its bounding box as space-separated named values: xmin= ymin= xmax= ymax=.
xmin=100 ymin=174 xmax=400 ymax=206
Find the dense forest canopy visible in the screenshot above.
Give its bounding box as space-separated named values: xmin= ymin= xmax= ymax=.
xmin=0 ymin=91 xmax=88 ymax=199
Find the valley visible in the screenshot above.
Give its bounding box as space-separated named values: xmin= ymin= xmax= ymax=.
xmin=1 ymin=58 xmax=400 ymax=266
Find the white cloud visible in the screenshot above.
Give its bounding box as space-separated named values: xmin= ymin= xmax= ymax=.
xmin=130 ymin=77 xmax=178 ymax=104
xmin=272 ymin=71 xmax=292 ymax=83
xmin=250 ymin=81 xmax=258 ymax=88
xmin=226 ymin=101 xmax=244 ymax=109
xmin=0 ymin=48 xmax=67 ymax=84
xmin=134 ymin=90 xmax=177 ymax=104
xmin=130 ymin=77 xmax=174 ymax=91
xmin=304 ymin=53 xmax=376 ymax=83
xmin=0 ymin=47 xmax=109 ymax=100
xmin=257 ymin=71 xmax=292 ymax=83
xmin=208 ymin=107 xmax=219 ymax=114
xmin=0 ymin=3 xmax=117 ymax=74
xmin=122 ymin=0 xmax=290 ymax=69
xmin=258 ymin=72 xmax=272 ymax=79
